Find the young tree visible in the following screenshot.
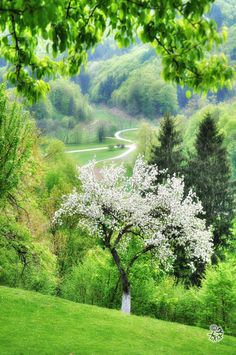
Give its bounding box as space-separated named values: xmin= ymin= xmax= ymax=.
xmin=0 ymin=85 xmax=33 ymax=204
xmin=149 ymin=115 xmax=184 ymax=182
xmin=0 ymin=1 xmax=232 ymax=100
xmin=54 ymin=157 xmax=213 ymax=314
xmin=186 ymin=113 xmax=234 ymax=253
xmin=137 ymin=121 xmax=156 ymax=160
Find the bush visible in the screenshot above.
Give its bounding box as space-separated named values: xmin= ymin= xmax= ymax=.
xmin=55 ymin=227 xmax=96 ymax=277
xmin=108 ymin=144 xmax=115 ymax=151
xmin=0 ymin=216 xmax=57 ymax=295
xmin=145 ymin=277 xmax=199 ymax=325
xmin=60 ymin=248 xmax=120 ymax=308
xmin=198 ymin=260 xmax=236 ymax=335
xmin=20 ymin=243 xmax=57 ymax=295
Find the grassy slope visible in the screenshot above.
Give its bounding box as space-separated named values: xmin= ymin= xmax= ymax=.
xmin=0 ymin=287 xmax=236 ymax=355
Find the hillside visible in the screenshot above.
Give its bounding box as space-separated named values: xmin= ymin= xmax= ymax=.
xmin=0 ymin=287 xmax=235 ymax=355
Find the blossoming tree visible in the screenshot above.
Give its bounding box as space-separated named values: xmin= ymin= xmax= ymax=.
xmin=54 ymin=157 xmax=213 ymax=313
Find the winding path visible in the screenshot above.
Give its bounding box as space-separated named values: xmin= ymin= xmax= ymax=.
xmin=100 ymin=128 xmax=137 ymax=163
xmin=66 ymin=128 xmax=138 ymax=164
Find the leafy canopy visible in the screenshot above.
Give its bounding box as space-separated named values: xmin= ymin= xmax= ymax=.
xmin=0 ymin=0 xmax=234 ymax=100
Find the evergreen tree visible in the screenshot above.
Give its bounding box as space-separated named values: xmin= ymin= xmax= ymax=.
xmin=186 ymin=113 xmax=234 ymax=253
xmin=149 ymin=115 xmax=184 ymax=182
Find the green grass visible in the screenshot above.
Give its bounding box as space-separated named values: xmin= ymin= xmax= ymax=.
xmin=64 ymin=125 xmax=138 ymax=166
xmin=0 ymin=287 xmax=236 ymax=355
xmin=120 ymin=129 xmax=138 ymax=141
xmin=68 ymin=146 xmax=129 ymax=165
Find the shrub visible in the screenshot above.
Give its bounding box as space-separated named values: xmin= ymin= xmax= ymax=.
xmin=60 ymin=248 xmax=120 ymax=308
xmin=0 ymin=216 xmax=57 ymax=295
xmin=198 ymin=260 xmax=236 ymax=335
xmin=108 ymin=144 xmax=115 ymax=151
xmin=146 ymin=277 xmax=199 ymax=325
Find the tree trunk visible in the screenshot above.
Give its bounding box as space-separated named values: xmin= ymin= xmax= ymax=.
xmin=121 ymin=289 xmax=131 ymax=314
xmin=109 ymin=247 xmax=131 ymax=314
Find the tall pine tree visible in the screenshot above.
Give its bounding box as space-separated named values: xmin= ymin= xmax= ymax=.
xmin=149 ymin=114 xmax=184 ymax=182
xmin=187 ymin=113 xmax=234 ymax=254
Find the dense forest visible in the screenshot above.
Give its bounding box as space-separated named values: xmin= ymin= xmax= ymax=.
xmin=0 ymin=0 xmax=236 ymax=353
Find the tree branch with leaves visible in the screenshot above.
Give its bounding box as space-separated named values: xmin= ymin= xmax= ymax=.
xmin=0 ymin=0 xmax=233 ymax=101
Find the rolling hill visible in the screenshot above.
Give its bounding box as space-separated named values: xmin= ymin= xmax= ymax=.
xmin=0 ymin=286 xmax=236 ymax=354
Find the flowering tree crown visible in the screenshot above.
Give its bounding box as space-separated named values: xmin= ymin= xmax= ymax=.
xmin=55 ymin=157 xmax=213 ymax=270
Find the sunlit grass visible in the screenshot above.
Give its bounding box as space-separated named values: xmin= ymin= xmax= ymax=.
xmin=68 ymin=146 xmax=129 ymax=165
xmin=1 ymin=286 xmax=236 ymax=355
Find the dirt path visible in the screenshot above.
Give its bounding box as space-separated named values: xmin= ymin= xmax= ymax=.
xmin=66 ymin=128 xmax=138 ymax=164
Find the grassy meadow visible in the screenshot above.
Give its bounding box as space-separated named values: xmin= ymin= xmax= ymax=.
xmin=1 ymin=287 xmax=236 ymax=355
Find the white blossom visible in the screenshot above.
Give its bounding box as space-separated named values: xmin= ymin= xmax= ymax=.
xmin=54 ymin=156 xmax=213 ymax=270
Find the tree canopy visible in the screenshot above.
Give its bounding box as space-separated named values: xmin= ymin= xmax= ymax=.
xmin=0 ymin=0 xmax=234 ymax=100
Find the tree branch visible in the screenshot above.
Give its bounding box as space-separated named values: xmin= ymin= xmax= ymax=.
xmin=127 ymin=244 xmax=155 ymax=274
xmin=10 ymin=14 xmax=22 ymax=79
xmin=0 ymin=7 xmax=23 ymax=14
xmin=112 ymin=223 xmax=133 ymax=249
xmin=125 ymin=0 xmax=159 ymax=10
xmin=66 ymin=1 xmax=72 ymax=18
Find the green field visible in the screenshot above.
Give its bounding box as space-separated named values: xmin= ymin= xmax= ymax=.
xmin=68 ymin=146 xmax=129 ymax=165
xmin=65 ymin=137 xmax=128 ymax=151
xmin=65 ymin=127 xmax=138 ymax=166
xmin=0 ymin=287 xmax=235 ymax=355
xmin=63 ymin=106 xmax=139 ymax=166
xmin=120 ymin=129 xmax=138 ymax=141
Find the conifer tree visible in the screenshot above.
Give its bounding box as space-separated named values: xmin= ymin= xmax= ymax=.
xmin=149 ymin=115 xmax=184 ymax=182
xmin=186 ymin=113 xmax=234 ymax=253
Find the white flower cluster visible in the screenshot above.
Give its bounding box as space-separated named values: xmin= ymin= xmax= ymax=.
xmin=54 ymin=156 xmax=213 ymax=268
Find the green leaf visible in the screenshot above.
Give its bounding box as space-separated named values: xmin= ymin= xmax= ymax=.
xmin=186 ymin=90 xmax=192 ymax=99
